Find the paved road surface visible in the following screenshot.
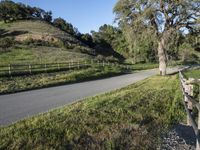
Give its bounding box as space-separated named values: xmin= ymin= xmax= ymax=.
xmin=0 ymin=68 xmax=179 ymax=125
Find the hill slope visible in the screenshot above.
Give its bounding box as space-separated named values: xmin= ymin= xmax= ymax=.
xmin=0 ymin=20 xmax=94 ymax=65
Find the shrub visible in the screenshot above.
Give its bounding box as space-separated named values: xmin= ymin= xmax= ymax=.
xmin=22 ymin=38 xmax=64 ymax=48
xmin=0 ymin=37 xmax=14 ymax=51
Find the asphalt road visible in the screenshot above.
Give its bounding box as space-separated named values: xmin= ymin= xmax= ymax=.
xmin=0 ymin=68 xmax=178 ymax=125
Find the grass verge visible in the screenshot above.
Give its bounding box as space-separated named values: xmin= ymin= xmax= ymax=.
xmin=0 ymin=65 xmax=126 ymax=94
xmin=131 ymin=63 xmax=158 ymax=71
xmin=0 ymin=75 xmax=185 ymax=149
xmin=183 ymin=69 xmax=200 ymax=79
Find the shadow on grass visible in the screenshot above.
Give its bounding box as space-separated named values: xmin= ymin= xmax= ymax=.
xmin=0 ymin=29 xmax=28 ymax=38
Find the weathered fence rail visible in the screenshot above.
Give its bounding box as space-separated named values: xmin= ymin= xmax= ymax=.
xmin=0 ymin=60 xmax=131 ymax=77
xmin=179 ymin=70 xmax=200 ymax=150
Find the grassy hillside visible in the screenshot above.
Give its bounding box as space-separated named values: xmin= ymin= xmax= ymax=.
xmin=0 ymin=46 xmax=92 ymax=65
xmin=0 ymin=20 xmax=94 ymax=65
xmin=0 ymin=20 xmax=84 ymax=46
xmin=0 ymin=75 xmax=185 ymax=149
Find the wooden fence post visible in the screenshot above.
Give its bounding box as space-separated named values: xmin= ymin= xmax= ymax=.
xmin=45 ymin=63 xmax=47 ymax=72
xmin=91 ymin=59 xmax=93 ymax=65
xmin=71 ymin=60 xmax=73 ymax=69
xmin=69 ymin=62 xmax=71 ymax=69
xmin=197 ymin=83 xmax=200 ymax=150
xmin=189 ymin=83 xmax=194 ymax=125
xmin=8 ymin=64 xmax=11 ymax=76
xmin=29 ymin=64 xmax=32 ymax=74
xmin=57 ymin=63 xmax=60 ymax=70
xmin=77 ymin=60 xmax=80 ymax=69
xmin=184 ymin=81 xmax=193 ymax=125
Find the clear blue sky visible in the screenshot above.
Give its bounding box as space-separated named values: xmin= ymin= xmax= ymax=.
xmin=13 ymin=0 xmax=118 ymax=33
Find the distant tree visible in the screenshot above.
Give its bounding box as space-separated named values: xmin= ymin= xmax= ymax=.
xmin=31 ymin=7 xmax=42 ymax=18
xmin=92 ymin=24 xmax=128 ymax=58
xmin=114 ymin=0 xmax=200 ymax=75
xmin=0 ymin=0 xmax=16 ymax=22
xmin=53 ymin=17 xmax=75 ymax=35
xmin=73 ymin=27 xmax=82 ymax=37
xmin=0 ymin=0 xmax=53 ymax=22
xmin=78 ymin=33 xmax=94 ymax=47
xmin=178 ymin=42 xmax=193 ymax=62
xmin=43 ymin=11 xmax=52 ymax=22
xmin=53 ymin=18 xmax=65 ymax=29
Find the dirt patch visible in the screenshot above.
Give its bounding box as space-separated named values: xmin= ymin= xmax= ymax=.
xmin=15 ymin=33 xmax=59 ymax=43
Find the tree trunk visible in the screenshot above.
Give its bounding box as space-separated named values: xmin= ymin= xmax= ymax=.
xmin=158 ymin=37 xmax=167 ymax=76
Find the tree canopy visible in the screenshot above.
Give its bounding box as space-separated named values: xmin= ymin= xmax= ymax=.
xmin=0 ymin=0 xmax=52 ymax=23
xmin=114 ymin=0 xmax=200 ymax=75
xmin=53 ymin=17 xmax=76 ymax=35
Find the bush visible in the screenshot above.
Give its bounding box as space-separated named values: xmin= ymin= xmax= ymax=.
xmin=0 ymin=37 xmax=14 ymax=51
xmin=22 ymin=38 xmax=64 ymax=48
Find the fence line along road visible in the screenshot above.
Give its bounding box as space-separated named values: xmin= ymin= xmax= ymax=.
xmin=179 ymin=70 xmax=200 ymax=150
xmin=0 ymin=60 xmax=131 ymax=77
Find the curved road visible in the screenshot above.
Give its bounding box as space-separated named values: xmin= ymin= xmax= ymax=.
xmin=0 ymin=68 xmax=178 ymax=125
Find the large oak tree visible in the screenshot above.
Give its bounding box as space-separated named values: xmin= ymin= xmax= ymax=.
xmin=114 ymin=0 xmax=200 ymax=75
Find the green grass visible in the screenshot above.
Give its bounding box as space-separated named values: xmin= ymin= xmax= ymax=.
xmin=129 ymin=62 xmax=179 ymax=71
xmin=0 ymin=65 xmax=125 ymax=94
xmin=2 ymin=20 xmax=62 ymax=33
xmin=183 ymin=69 xmax=200 ymax=79
xmin=0 ymin=75 xmax=185 ymax=149
xmin=1 ymin=20 xmax=81 ymax=44
xmin=0 ymin=46 xmax=92 ymax=65
xmin=131 ymin=63 xmax=158 ymax=70
xmin=0 ymin=20 xmax=94 ymax=65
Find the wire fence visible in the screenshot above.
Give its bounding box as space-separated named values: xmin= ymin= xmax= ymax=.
xmin=0 ymin=60 xmax=131 ymax=77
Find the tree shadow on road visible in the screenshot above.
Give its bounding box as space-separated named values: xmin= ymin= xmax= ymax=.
xmin=174 ymin=123 xmax=196 ymax=146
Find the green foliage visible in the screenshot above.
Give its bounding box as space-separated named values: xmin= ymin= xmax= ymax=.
xmin=21 ymin=37 xmax=64 ymax=48
xmin=184 ymin=69 xmax=200 ymax=79
xmin=179 ymin=43 xmax=194 ymax=62
xmin=113 ymin=0 xmax=200 ymax=65
xmin=0 ymin=75 xmax=185 ymax=149
xmin=177 ymin=33 xmax=200 ymax=64
xmin=0 ymin=0 xmax=52 ymax=23
xmin=53 ymin=17 xmax=76 ymax=36
xmin=0 ymin=37 xmax=14 ymax=51
xmin=78 ymin=33 xmax=94 ymax=48
xmin=43 ymin=11 xmax=52 ymax=22
xmin=91 ymin=24 xmax=127 ymax=60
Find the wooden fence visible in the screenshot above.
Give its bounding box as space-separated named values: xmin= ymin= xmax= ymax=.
xmin=179 ymin=70 xmax=200 ymax=150
xmin=0 ymin=60 xmax=131 ymax=77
